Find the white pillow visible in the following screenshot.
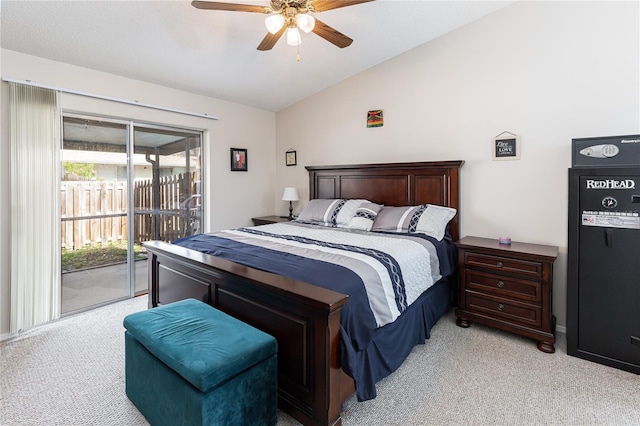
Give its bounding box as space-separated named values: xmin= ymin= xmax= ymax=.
xmin=414 ymin=204 xmax=457 ymax=240
xmin=335 ymin=199 xmax=369 ymax=227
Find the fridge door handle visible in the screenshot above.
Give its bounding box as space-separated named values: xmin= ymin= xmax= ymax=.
xmin=605 ymin=228 xmax=614 ymax=248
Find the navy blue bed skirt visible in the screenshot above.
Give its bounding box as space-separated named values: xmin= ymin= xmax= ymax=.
xmin=344 ymin=276 xmax=455 ymax=401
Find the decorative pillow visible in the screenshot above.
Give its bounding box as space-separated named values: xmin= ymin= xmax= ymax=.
xmin=414 ymin=204 xmax=457 ymax=241
xmin=371 ymin=204 xmax=456 ymax=240
xmin=335 ymin=199 xmax=369 ymax=227
xmin=371 ymin=206 xmax=419 ymax=232
xmin=296 ymin=199 xmax=342 ymax=225
xmin=347 ymin=202 xmax=383 ymax=231
xmin=296 ymin=199 xmax=368 ymax=227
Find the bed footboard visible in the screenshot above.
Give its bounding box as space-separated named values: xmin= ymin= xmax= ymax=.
xmin=144 ymin=240 xmax=351 ymax=426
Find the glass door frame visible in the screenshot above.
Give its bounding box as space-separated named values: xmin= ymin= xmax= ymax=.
xmin=126 ymin=122 xmax=134 ymax=297
xmin=61 ymin=112 xmax=205 ymax=308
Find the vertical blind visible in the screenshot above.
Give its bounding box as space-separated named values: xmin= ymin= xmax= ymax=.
xmin=10 ymin=82 xmax=61 ymax=333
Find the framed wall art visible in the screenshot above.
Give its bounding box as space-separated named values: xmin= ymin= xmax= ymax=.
xmin=230 ymin=148 xmax=248 ymax=171
xmin=367 ymin=110 xmax=383 ymax=128
xmin=285 ymin=149 xmax=297 ymax=166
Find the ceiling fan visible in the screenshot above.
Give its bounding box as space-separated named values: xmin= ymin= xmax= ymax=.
xmin=191 ymin=0 xmax=374 ymax=51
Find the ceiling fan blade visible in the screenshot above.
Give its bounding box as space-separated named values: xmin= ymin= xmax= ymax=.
xmin=191 ymin=1 xmax=269 ymax=13
xmin=257 ymin=26 xmax=286 ymax=51
xmin=312 ymin=19 xmax=353 ymax=48
xmin=312 ymin=0 xmax=374 ymax=12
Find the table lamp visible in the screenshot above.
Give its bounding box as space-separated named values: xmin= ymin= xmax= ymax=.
xmin=281 ymin=187 xmax=299 ymax=220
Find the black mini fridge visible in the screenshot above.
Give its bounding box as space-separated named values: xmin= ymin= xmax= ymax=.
xmin=567 ymin=135 xmax=640 ymax=374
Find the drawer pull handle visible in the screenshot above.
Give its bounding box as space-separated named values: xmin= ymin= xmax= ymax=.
xmin=497 ymin=281 xmax=505 ymax=288
xmin=498 ymin=304 xmax=504 ymax=311
xmin=496 ymin=261 xmax=504 ymax=268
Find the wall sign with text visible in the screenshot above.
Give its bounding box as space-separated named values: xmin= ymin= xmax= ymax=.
xmin=492 ymin=133 xmax=521 ymax=160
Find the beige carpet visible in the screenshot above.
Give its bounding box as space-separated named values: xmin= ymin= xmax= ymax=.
xmin=1 ymin=295 xmax=638 ymax=425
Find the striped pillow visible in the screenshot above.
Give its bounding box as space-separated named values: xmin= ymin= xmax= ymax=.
xmin=371 ymin=206 xmax=418 ymax=232
xmin=371 ymin=204 xmax=456 ymax=240
xmin=296 ymin=199 xmax=368 ymax=227
xmin=347 ymin=203 xmax=383 ymax=231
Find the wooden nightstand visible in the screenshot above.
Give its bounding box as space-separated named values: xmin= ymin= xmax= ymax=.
xmin=454 ymin=236 xmax=559 ymax=353
xmin=251 ymin=215 xmax=291 ymax=226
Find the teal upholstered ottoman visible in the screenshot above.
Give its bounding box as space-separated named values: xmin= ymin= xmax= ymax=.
xmin=123 ymin=299 xmax=277 ymax=426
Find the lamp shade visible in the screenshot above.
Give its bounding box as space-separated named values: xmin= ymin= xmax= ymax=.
xmin=286 ymin=27 xmax=302 ymax=46
xmin=281 ymin=187 xmax=299 ymax=201
xmin=265 ymin=14 xmax=285 ymax=34
xmin=296 ymin=14 xmax=315 ymax=33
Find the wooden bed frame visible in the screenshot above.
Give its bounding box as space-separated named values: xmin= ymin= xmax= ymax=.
xmin=144 ymin=160 xmax=463 ymax=426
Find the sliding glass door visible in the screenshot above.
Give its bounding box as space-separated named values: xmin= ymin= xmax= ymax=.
xmin=132 ymin=126 xmax=202 ymax=294
xmin=60 ymin=116 xmax=202 ymax=314
xmin=60 ymin=118 xmax=129 ymax=313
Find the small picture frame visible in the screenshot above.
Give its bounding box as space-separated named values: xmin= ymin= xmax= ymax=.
xmin=285 ymin=149 xmax=297 ymax=166
xmin=230 ymin=148 xmax=248 ymax=171
xmin=492 ymin=133 xmax=521 ymax=161
xmin=367 ymin=110 xmax=383 ymax=128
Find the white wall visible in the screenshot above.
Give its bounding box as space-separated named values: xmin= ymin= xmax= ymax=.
xmin=2 ymin=1 xmax=638 ymax=338
xmin=275 ymin=1 xmax=640 ymax=329
xmin=0 ymin=49 xmax=277 ymax=338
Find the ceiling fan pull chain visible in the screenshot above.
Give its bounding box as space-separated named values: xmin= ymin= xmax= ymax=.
xmin=296 ymin=44 xmax=301 ymax=62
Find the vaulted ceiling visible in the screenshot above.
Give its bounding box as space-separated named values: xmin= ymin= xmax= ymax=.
xmin=1 ymin=1 xmax=513 ymax=112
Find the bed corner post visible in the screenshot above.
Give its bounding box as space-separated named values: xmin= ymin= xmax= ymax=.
xmin=326 ymin=305 xmax=346 ymax=426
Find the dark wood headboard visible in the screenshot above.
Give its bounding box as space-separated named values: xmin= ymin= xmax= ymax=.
xmin=306 ymin=161 xmax=464 ymax=241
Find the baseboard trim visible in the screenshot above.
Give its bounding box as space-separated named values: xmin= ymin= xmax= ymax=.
xmin=1 ymin=331 xmax=17 ymax=342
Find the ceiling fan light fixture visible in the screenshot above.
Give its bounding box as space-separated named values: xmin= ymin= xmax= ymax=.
xmin=191 ymin=0 xmax=367 ymax=52
xmin=265 ymin=14 xmax=285 ymax=34
xmin=286 ymin=27 xmax=302 ymax=46
xmin=296 ymin=13 xmax=315 ymax=33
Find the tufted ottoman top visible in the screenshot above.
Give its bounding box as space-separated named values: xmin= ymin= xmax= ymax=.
xmin=123 ymin=299 xmax=277 ymax=393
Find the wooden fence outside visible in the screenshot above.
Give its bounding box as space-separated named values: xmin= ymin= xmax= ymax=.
xmin=133 ymin=173 xmax=199 ymax=244
xmin=61 ymin=181 xmax=127 ymax=250
xmin=61 ymin=172 xmax=198 ymax=250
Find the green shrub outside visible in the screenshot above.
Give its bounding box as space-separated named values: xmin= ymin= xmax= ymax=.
xmin=61 ymin=241 xmax=146 ymax=272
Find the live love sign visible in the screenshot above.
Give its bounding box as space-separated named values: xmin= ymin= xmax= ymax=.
xmin=495 ymin=138 xmax=517 ymax=158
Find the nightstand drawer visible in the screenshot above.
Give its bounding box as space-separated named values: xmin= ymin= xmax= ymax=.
xmin=464 ymin=252 xmax=543 ymax=279
xmin=465 ymin=270 xmax=541 ymax=302
xmin=455 ymin=236 xmax=558 ymax=353
xmin=466 ymin=291 xmax=542 ymax=328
